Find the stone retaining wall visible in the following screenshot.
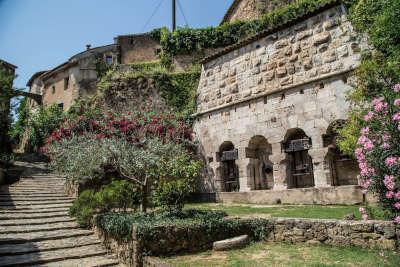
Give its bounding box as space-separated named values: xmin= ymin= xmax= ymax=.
xmin=95 ymin=217 xmax=399 ymax=267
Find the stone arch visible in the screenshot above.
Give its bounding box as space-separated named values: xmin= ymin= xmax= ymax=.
xmin=216 ymin=141 xmax=239 ymax=192
xmin=323 ymin=120 xmax=358 ymax=186
xmin=283 ymin=128 xmax=315 ymax=189
xmin=246 ymin=135 xmax=273 ymax=190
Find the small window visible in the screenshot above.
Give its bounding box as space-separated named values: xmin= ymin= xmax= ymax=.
xmin=105 ymin=55 xmax=113 ymax=65
xmin=64 ymin=77 xmax=69 ymax=90
xmin=52 ymin=86 xmax=56 ymax=94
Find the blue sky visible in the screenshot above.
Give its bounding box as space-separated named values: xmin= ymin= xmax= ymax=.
xmin=0 ymin=0 xmax=233 ymax=89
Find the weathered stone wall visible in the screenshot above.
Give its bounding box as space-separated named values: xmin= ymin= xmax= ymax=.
xmin=115 ymin=34 xmax=161 ymax=65
xmin=194 ymin=5 xmax=365 ymax=195
xmin=224 ymin=0 xmax=296 ymax=24
xmin=267 ymin=218 xmax=399 ymax=250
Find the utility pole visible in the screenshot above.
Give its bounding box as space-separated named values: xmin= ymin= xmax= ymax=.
xmin=172 ymin=0 xmax=176 ymax=31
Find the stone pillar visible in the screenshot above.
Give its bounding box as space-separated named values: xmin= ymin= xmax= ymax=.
xmin=237 ymin=147 xmax=251 ymax=192
xmin=308 ymin=147 xmax=331 ymax=187
xmin=270 ymin=143 xmax=287 ymax=190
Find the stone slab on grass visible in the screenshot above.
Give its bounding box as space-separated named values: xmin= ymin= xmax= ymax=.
xmin=213 ymin=235 xmax=249 ymax=251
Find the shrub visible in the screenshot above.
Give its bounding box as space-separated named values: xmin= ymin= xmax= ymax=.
xmin=70 ymin=180 xmax=142 ymax=227
xmin=153 ymin=179 xmax=194 ymax=212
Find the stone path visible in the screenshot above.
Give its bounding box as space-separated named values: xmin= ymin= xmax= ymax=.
xmin=0 ymin=162 xmax=122 ymax=267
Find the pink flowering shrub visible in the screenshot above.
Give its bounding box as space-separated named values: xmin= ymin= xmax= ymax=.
xmin=356 ymin=84 xmax=400 ymax=223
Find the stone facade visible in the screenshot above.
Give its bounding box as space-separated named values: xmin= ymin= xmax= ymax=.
xmin=221 ymin=0 xmax=296 ymax=24
xmin=114 ymin=34 xmax=161 ymax=65
xmin=194 ymin=4 xmax=366 ymax=202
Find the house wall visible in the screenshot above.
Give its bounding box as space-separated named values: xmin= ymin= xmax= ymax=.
xmin=224 ymin=0 xmax=296 ymax=23
xmin=194 ymin=5 xmax=365 ymax=198
xmin=115 ymin=34 xmax=161 ymax=64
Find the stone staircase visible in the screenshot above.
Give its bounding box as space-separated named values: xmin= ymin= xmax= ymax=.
xmin=0 ymin=163 xmax=122 ymax=267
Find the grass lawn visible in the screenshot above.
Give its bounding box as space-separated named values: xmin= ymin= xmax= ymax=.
xmin=165 ymin=242 xmax=400 ymax=267
xmin=186 ymin=203 xmax=375 ymax=220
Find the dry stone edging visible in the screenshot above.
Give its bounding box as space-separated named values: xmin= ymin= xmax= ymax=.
xmin=0 ymin=161 xmax=123 ymax=267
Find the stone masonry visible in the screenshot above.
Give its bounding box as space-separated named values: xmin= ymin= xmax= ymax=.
xmin=194 ymin=4 xmax=366 ymax=203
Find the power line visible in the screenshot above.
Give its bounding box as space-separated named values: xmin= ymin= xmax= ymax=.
xmin=177 ymin=0 xmax=189 ymax=27
xmin=141 ymin=0 xmax=165 ymax=32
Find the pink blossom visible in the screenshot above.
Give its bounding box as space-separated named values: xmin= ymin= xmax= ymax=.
xmin=383 ymin=133 xmax=391 ymax=142
xmin=362 ymin=214 xmax=369 ymax=221
xmin=360 ymin=127 xmax=369 ymax=135
xmin=384 ymin=175 xmax=395 ymax=191
xmin=372 ymin=97 xmax=388 ymax=112
xmin=359 ymin=207 xmax=366 ymax=214
xmin=393 ymin=84 xmax=400 ymax=93
xmin=394 ymin=216 xmax=400 ymax=224
xmin=363 ymin=111 xmax=374 ymax=122
xmin=363 ymin=140 xmax=374 ymax=151
xmin=392 ymin=112 xmax=400 ymax=122
xmin=394 ymin=202 xmax=400 ymax=210
xmin=394 ymin=99 xmax=400 ymax=107
xmin=395 ymin=192 xmax=400 ymax=200
xmin=386 ymin=191 xmax=395 ymax=199
xmin=382 ymin=143 xmax=391 ymax=149
xmin=385 ymin=156 xmax=398 ymax=167
xmin=360 ymin=179 xmax=371 ymax=189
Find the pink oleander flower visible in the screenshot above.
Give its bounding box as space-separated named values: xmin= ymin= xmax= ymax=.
xmin=372 ymin=97 xmax=388 ymax=112
xmin=395 ymin=192 xmax=400 ymax=200
xmin=360 ymin=127 xmax=369 ymax=135
xmin=357 ymin=135 xmax=368 ymax=145
xmin=386 ymin=191 xmax=395 ymax=199
xmin=363 ymin=140 xmax=374 ymax=151
xmin=383 ymin=133 xmax=391 ymax=142
xmin=382 ymin=143 xmax=391 ymax=149
xmin=393 ymin=112 xmax=400 ymax=122
xmin=393 ymin=84 xmax=400 ymax=93
xmin=360 ymin=179 xmax=372 ymax=189
xmin=394 ymin=99 xmax=400 ymax=107
xmin=364 ymin=111 xmax=374 ymax=122
xmin=385 ymin=156 xmax=398 ymax=167
xmin=394 ymin=216 xmax=400 ymax=224
xmin=395 ymin=202 xmax=400 ymax=210
xmin=359 ymin=207 xmax=366 ymax=214
xmin=384 ymin=175 xmax=395 ymax=191
xmin=362 ymin=214 xmax=369 ymax=221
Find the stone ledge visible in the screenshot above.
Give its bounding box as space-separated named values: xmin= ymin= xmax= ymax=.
xmin=213 ymin=235 xmax=249 ymax=251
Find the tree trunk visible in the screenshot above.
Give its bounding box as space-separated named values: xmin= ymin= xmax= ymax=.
xmin=140 ymin=183 xmax=148 ymax=213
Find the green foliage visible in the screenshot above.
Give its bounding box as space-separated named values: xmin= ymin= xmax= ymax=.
xmin=28 ymin=104 xmax=65 ymax=151
xmin=9 ymin=97 xmax=29 ymax=144
xmin=128 ymin=61 xmax=163 ymax=73
xmin=70 ymin=180 xmax=142 ymax=227
xmin=338 ymin=0 xmax=400 ymax=156
xmin=153 ymin=179 xmax=194 ymax=212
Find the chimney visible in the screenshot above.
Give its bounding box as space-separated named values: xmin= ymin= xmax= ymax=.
xmin=86 ymin=44 xmax=91 ymax=50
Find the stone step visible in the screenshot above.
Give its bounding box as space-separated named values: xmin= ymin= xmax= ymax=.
xmin=0 ymin=235 xmax=100 ymax=256
xmin=0 ymin=207 xmax=69 ymax=214
xmin=0 ymin=216 xmax=75 ymax=226
xmin=0 ymin=203 xmax=72 ymax=210
xmin=38 ymin=256 xmax=121 ymax=267
xmin=0 ymin=211 xmax=69 ymax=220
xmin=0 ymin=197 xmax=74 ymax=202
xmin=0 ymin=221 xmax=79 ymax=234
xmin=0 ymin=244 xmax=109 ymax=267
xmin=5 ymin=187 xmax=64 ymax=191
xmin=0 ymin=228 xmax=94 ymax=245
xmin=0 ymin=193 xmax=68 ymax=197
xmin=0 ymin=199 xmax=74 ymax=206
xmin=2 ymin=190 xmax=66 ymax=194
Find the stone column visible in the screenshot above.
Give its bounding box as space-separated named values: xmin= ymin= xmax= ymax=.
xmin=308 ymin=147 xmax=331 ymax=187
xmin=237 ymin=147 xmax=251 ymax=192
xmin=270 ymin=143 xmax=287 ymax=190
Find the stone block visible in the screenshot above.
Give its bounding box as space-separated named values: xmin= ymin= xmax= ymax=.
xmin=297 ymin=30 xmax=313 ymax=40
xmin=265 ymin=70 xmax=275 ymax=81
xmin=275 ymin=39 xmax=288 ymax=49
xmin=303 ymin=58 xmax=313 ymax=70
xmin=276 ymin=67 xmax=287 ymax=78
xmin=280 ymin=76 xmax=293 ymax=86
xmin=337 ymin=45 xmax=349 ymax=58
xmin=313 ymin=32 xmax=331 ymax=46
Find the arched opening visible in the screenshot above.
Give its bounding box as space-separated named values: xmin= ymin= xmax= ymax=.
xmin=216 ymin=141 xmax=239 ymax=192
xmin=283 ymin=128 xmax=314 ymax=189
xmin=323 ymin=120 xmax=358 ymax=186
xmin=246 ymin=135 xmax=273 ymax=190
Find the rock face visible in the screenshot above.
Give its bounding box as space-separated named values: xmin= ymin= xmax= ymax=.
xmin=0 ymin=161 xmax=122 ymax=267
xmin=194 ymin=4 xmax=365 ymax=196
xmin=213 ymin=235 xmax=249 ymax=251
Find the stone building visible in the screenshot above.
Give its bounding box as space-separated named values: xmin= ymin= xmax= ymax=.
xmin=221 ymin=0 xmax=296 ymax=24
xmin=194 ymin=2 xmax=366 ymax=204
xmin=0 ymin=59 xmax=17 ymax=154
xmin=27 ymin=33 xmax=161 ymax=112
